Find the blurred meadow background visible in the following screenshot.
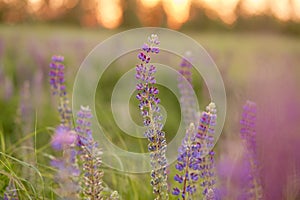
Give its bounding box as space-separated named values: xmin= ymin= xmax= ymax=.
xmin=0 ymin=0 xmax=300 ymax=199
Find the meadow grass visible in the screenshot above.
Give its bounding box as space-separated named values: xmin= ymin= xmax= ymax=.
xmin=0 ymin=25 xmax=300 ymax=199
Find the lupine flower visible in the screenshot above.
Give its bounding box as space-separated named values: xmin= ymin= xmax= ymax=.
xmin=18 ymin=81 xmax=33 ymax=131
xmin=50 ymin=156 xmax=80 ymax=198
xmin=3 ymin=76 xmax=14 ymax=101
xmin=173 ymin=103 xmax=218 ymax=200
xmin=135 ymin=34 xmax=168 ymax=200
xmin=239 ymin=101 xmax=263 ymax=199
xmin=173 ymin=54 xmax=200 ymax=200
xmin=49 ymin=55 xmax=72 ymax=128
xmin=75 ymin=105 xmax=93 ymax=144
xmin=3 ymin=180 xmax=18 ymax=200
xmin=75 ymin=106 xmax=105 ymax=200
xmin=193 ymin=103 xmax=218 ymax=199
xmin=172 ymin=123 xmax=200 ymax=200
xmin=16 ymin=81 xmax=36 ymax=183
xmin=49 ymin=55 xmax=79 ymax=199
xmin=50 ymin=125 xmax=80 ymax=199
xmin=51 ymin=125 xmax=76 ymax=150
xmin=177 ymin=53 xmax=197 ymax=127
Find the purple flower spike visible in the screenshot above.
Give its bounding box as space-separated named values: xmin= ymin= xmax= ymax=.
xmin=135 ymin=34 xmax=168 ymax=200
xmin=197 ymin=103 xmax=218 ymax=199
xmin=177 ymin=53 xmax=198 ymax=127
xmin=52 ymin=55 xmax=64 ymax=62
xmin=173 ymin=103 xmax=218 ymax=199
xmin=75 ymin=106 xmax=104 ymax=199
xmin=172 ymin=123 xmax=200 ymax=199
xmin=49 ymin=55 xmax=80 ymax=199
xmin=49 ymin=56 xmax=66 ymax=96
xmin=239 ymin=101 xmax=263 ymax=199
xmin=49 ymin=55 xmax=72 ymax=128
xmin=174 ymin=53 xmax=218 ymax=199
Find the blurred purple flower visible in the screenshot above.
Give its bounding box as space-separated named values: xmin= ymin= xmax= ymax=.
xmin=51 ymin=125 xmax=76 ymax=151
xmin=177 ymin=53 xmax=198 ymax=128
xmin=239 ymin=100 xmax=263 ymax=199
xmin=49 ymin=55 xmax=66 ymax=95
xmin=51 ymin=159 xmax=80 ymax=177
xmin=17 ymin=81 xmax=36 ymax=183
xmin=249 ymin=70 xmax=300 ymax=199
xmin=3 ymin=179 xmax=18 ymax=200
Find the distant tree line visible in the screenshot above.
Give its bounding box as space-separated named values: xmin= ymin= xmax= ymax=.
xmin=0 ymin=0 xmax=299 ymax=35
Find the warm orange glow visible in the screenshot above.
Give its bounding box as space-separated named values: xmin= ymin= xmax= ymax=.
xmin=96 ymin=0 xmax=123 ymax=29
xmin=163 ymin=0 xmax=191 ymax=29
xmin=270 ymin=0 xmax=291 ymax=21
xmin=27 ymin=0 xmax=43 ymax=13
xmin=220 ymin=0 xmax=239 ymax=24
xmin=1 ymin=0 xmax=300 ymax=28
xmin=140 ymin=0 xmax=160 ymax=8
xmin=2 ymin=0 xmax=17 ymax=3
xmin=241 ymin=0 xmax=268 ymax=15
xmin=199 ymin=0 xmax=239 ymax=24
xmin=49 ymin=0 xmax=65 ymax=10
xmin=293 ymin=0 xmax=300 ymax=21
xmin=137 ymin=0 xmax=164 ymax=26
xmin=65 ymin=0 xmax=79 ymax=9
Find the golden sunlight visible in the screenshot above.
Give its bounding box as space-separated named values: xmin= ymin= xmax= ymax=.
xmin=137 ymin=0 xmax=164 ymax=26
xmin=140 ymin=0 xmax=160 ymax=8
xmin=2 ymin=0 xmax=16 ymax=3
xmin=162 ymin=0 xmax=191 ymax=29
xmin=49 ymin=0 xmax=65 ymax=10
xmin=1 ymin=0 xmax=300 ymax=27
xmin=27 ymin=0 xmax=43 ymax=13
xmin=294 ymin=0 xmax=300 ymax=20
xmin=240 ymin=0 xmax=268 ymax=15
xmin=65 ymin=0 xmax=79 ymax=9
xmin=96 ymin=0 xmax=123 ymax=29
xmin=270 ymin=0 xmax=291 ymax=21
xmin=199 ymin=0 xmax=240 ymax=24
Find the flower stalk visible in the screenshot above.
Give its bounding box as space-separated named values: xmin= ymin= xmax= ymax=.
xmin=135 ymin=34 xmax=168 ymax=200
xmin=75 ymin=106 xmax=104 ymax=200
xmin=49 ymin=55 xmax=79 ymax=199
xmin=240 ymin=101 xmax=263 ymax=199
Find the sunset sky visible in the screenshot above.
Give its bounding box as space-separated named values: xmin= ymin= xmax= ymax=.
xmin=1 ymin=0 xmax=300 ymax=29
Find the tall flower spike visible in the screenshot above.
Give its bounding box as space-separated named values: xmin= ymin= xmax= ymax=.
xmin=16 ymin=81 xmax=36 ymax=183
xmin=49 ymin=55 xmax=72 ymax=128
xmin=240 ymin=101 xmax=263 ymax=200
xmin=172 ymin=123 xmax=200 ymax=200
xmin=49 ymin=55 xmax=79 ymax=199
xmin=76 ymin=106 xmax=105 ymax=200
xmin=173 ymin=103 xmax=218 ymax=200
xmin=177 ymin=52 xmax=197 ymax=127
xmin=195 ymin=102 xmax=218 ymax=199
xmin=135 ymin=34 xmax=168 ymax=200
